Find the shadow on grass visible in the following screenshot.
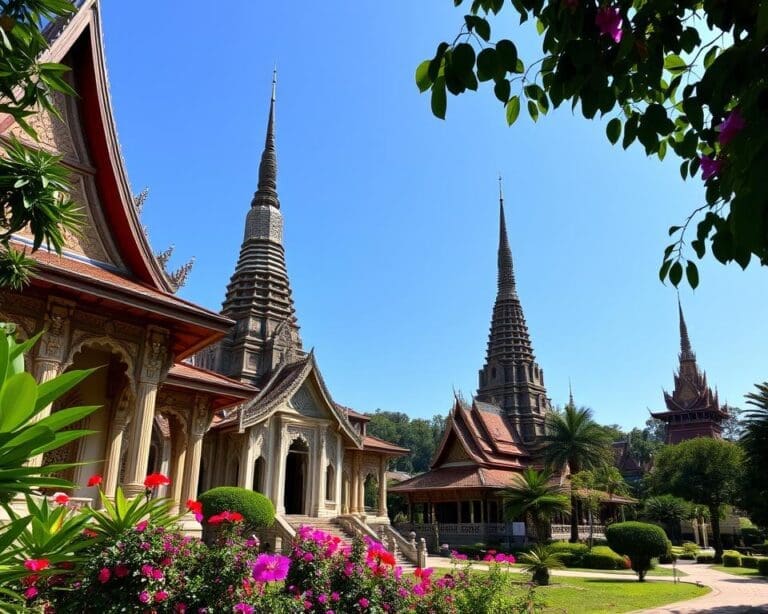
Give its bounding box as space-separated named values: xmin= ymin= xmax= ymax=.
xmin=662 ymin=606 xmax=768 ymax=613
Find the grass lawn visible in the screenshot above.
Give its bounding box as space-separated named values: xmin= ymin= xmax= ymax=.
xmin=539 ymin=577 xmax=710 ymax=613
xmin=547 ymin=565 xmax=687 ymax=577
xmin=710 ymin=564 xmax=766 ymax=577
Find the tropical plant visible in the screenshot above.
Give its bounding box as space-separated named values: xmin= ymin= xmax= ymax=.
xmin=541 ymin=404 xmax=612 ymax=542
xmin=606 ymin=521 xmax=670 ymax=582
xmin=502 ymin=468 xmax=569 ymax=542
xmin=86 ymin=486 xmax=177 ymax=539
xmin=415 ymin=0 xmax=768 ymax=287
xmin=641 ymin=495 xmax=692 ymax=544
xmin=198 ymin=486 xmax=275 ymax=529
xmin=741 ymin=382 xmax=768 ymax=527
xmin=519 ymin=545 xmax=564 ymax=586
xmin=650 ymin=438 xmax=744 ymax=563
xmin=0 ymin=0 xmax=83 ymax=289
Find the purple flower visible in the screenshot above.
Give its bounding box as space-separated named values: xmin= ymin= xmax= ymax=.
xmin=717 ymin=110 xmax=745 ymax=146
xmin=233 ymin=604 xmax=254 ymax=614
xmin=252 ymin=553 xmax=290 ymax=583
xmin=138 ymin=591 xmax=150 ymax=604
xmin=596 ymin=6 xmax=623 ymax=43
xmin=358 ymin=597 xmax=370 ymax=609
xmin=700 ymin=155 xmax=722 ymax=180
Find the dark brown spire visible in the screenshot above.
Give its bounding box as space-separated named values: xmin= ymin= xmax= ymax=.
xmin=251 ymin=69 xmax=279 ymax=209
xmin=678 ymin=298 xmax=696 ymax=362
xmin=498 ymin=176 xmax=517 ymax=295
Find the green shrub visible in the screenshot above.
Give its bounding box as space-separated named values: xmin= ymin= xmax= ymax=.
xmin=741 ymin=527 xmax=764 ymax=546
xmin=198 ymin=487 xmax=275 ymax=528
xmin=758 ymin=558 xmax=768 ymax=576
xmin=554 ymin=552 xmax=581 ymax=567
xmin=682 ymin=541 xmax=700 ymax=555
xmin=548 ymin=542 xmax=588 ymax=567
xmin=696 ymin=553 xmax=715 ymax=563
xmin=722 ymin=551 xmax=741 ymax=567
xmin=606 ymin=521 xmax=670 ymax=581
xmin=582 ymin=546 xmax=626 ymax=570
xmin=742 ymin=556 xmax=761 ymax=569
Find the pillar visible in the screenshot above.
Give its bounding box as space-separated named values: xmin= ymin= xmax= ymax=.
xmin=239 ymin=429 xmax=255 ymax=490
xmin=169 ymin=432 xmax=188 ymax=511
xmin=29 ymin=298 xmax=74 ymax=466
xmin=457 ymin=501 xmax=462 ymax=523
xmin=274 ymin=422 xmax=289 ymax=515
xmin=102 ymin=390 xmax=132 ymax=498
xmin=377 ymin=455 xmax=387 ymax=518
xmin=180 ymin=396 xmax=210 ymax=504
xmin=315 ymin=430 xmax=327 ymax=516
xmin=123 ymin=326 xmax=169 ymax=497
xmin=350 ymin=453 xmax=359 ymax=514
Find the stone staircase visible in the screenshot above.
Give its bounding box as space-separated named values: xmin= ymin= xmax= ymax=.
xmin=283 ymin=515 xmax=417 ymax=572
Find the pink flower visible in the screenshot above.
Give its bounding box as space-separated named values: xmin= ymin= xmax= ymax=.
xmin=115 ymin=564 xmax=129 ymax=578
xmin=331 ymin=592 xmax=340 ymax=601
xmin=358 ymin=597 xmax=370 ymax=609
xmin=318 ymin=594 xmax=328 ymax=604
xmin=52 ymin=492 xmax=70 ymax=505
xmin=154 ymin=590 xmax=169 ymax=603
xmin=596 ymin=6 xmax=623 ymax=43
xmin=24 ymin=559 xmax=50 ymax=572
xmin=233 ymin=605 xmax=254 ymax=614
xmin=87 ymin=475 xmax=102 ymax=487
xmin=252 ymin=553 xmax=290 ymax=583
xmin=151 ymin=568 xmax=164 ymax=580
xmin=302 ymin=552 xmax=314 ymax=562
xmin=135 ymin=520 xmax=148 ymax=532
xmin=700 ymin=155 xmax=722 ymax=180
xmin=23 ymin=587 xmax=38 ymax=600
xmin=138 ymin=590 xmax=150 ymax=604
xmin=141 ymin=564 xmax=154 ymax=578
xmin=98 ymin=567 xmax=111 ymax=584
xmin=717 ymin=109 xmax=745 ymax=146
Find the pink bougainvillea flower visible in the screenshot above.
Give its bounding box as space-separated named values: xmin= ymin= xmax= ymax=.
xmin=51 ymin=492 xmax=70 ymax=505
xmin=138 ymin=590 xmax=150 ymax=604
xmin=86 ymin=475 xmax=102 ymax=487
xmin=358 ymin=598 xmax=370 ymax=609
xmin=23 ymin=587 xmax=38 ymax=600
xmin=717 ymin=109 xmax=745 ymax=146
xmin=252 ymin=553 xmax=291 ymax=583
xmin=186 ymin=499 xmax=204 ymax=522
xmin=233 ymin=604 xmax=254 ymax=614
xmin=154 ymin=590 xmax=169 ymax=603
xmin=135 ymin=520 xmax=149 ymax=532
xmin=700 ymin=155 xmax=723 ymax=180
xmin=24 ymin=559 xmax=50 ymax=572
xmin=141 ymin=564 xmax=154 ymax=578
xmin=98 ymin=567 xmax=111 ymax=584
xmin=143 ymin=473 xmax=171 ymax=489
xmin=151 ymin=568 xmax=164 ymax=580
xmin=596 ymin=6 xmax=623 ymax=43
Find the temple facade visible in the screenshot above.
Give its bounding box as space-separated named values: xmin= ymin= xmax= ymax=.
xmin=651 ymin=302 xmax=729 ymax=444
xmin=1 ymin=0 xmax=406 ymax=538
xmin=391 ymin=186 xmax=553 ymax=544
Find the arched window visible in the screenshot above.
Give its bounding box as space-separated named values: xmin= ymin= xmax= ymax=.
xmin=325 ymin=464 xmax=335 ymax=501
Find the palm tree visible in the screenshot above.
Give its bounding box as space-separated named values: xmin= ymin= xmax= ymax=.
xmin=519 ymin=545 xmax=564 ymax=586
xmin=741 ymin=383 xmax=768 ymax=526
xmin=541 ymin=404 xmax=611 ymax=542
xmin=641 ymin=495 xmax=691 ymax=544
xmin=502 ymin=468 xmax=570 ymax=542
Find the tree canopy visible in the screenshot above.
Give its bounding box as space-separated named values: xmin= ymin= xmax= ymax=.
xmin=366 ymin=410 xmax=444 ymax=474
xmin=416 ymin=0 xmax=768 ymax=287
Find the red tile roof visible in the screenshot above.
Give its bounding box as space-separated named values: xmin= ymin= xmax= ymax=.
xmin=390 ymin=466 xmax=521 ymax=492
xmin=361 ymin=434 xmax=409 ymax=456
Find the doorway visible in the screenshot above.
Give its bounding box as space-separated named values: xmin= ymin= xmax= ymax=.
xmin=284 ymin=439 xmax=308 ymax=514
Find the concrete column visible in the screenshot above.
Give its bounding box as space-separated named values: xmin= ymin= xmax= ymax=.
xmin=335 ymin=434 xmax=342 ymax=512
xmin=350 ymin=453 xmax=359 ymax=514
xmin=274 ymin=422 xmax=289 ymax=514
xmin=169 ymin=433 xmax=188 ymax=510
xmin=180 ymin=396 xmax=210 ymax=504
xmin=123 ymin=326 xmax=169 ymax=498
xmin=378 ymin=455 xmax=388 ymax=518
xmin=29 ymin=298 xmax=74 ymax=466
xmin=315 ymin=429 xmax=327 ymax=515
xmin=102 ymin=391 xmax=132 ymax=499
xmin=239 ymin=429 xmax=255 ymax=490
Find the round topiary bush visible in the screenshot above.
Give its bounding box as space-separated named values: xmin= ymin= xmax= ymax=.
xmin=606 ymin=521 xmax=670 ymax=582
xmin=722 ymin=551 xmax=742 ymax=567
xmin=198 ymin=487 xmax=275 ymax=528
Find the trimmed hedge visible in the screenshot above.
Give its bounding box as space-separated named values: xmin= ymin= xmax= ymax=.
xmin=582 ymin=546 xmax=627 ymax=570
xmin=742 ymin=555 xmax=762 ymax=569
xmin=696 ymin=553 xmax=715 ymax=563
xmin=758 ymin=558 xmax=768 ymax=576
xmin=722 ymin=551 xmax=741 ymax=567
xmin=198 ymin=487 xmax=275 ymax=528
xmin=548 ymin=542 xmax=588 ymax=567
xmin=606 ymin=521 xmax=670 ymax=581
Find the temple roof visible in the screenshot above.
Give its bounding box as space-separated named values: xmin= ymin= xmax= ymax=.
xmin=390 ymin=465 xmax=521 ymax=492
xmin=360 ymin=434 xmax=410 ymax=456
xmin=164 ymin=363 xmax=256 ymax=410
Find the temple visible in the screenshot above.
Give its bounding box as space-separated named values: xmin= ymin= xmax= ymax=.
xmin=0 ymin=0 xmax=407 ymax=545
xmin=391 ymin=185 xmax=552 ymax=544
xmin=651 ymin=301 xmax=729 ymax=444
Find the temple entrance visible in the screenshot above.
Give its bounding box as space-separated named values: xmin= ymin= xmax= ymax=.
xmin=284 ymin=439 xmax=308 ymax=514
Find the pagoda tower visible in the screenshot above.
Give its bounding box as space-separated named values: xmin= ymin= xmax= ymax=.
xmin=651 ymin=301 xmax=728 ymax=444
xmin=217 ymin=72 xmax=303 ymax=384
xmin=476 ymin=181 xmax=550 ymax=443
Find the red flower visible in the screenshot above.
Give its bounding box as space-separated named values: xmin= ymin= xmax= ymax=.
xmin=82 ymin=528 xmax=99 ymax=538
xmin=87 ymin=475 xmax=103 ymax=487
xmin=186 ymin=499 xmax=204 ymax=522
xmin=98 ymin=567 xmax=111 ymax=584
xmin=144 ymin=473 xmax=171 ymax=489
xmin=115 ymin=564 xmax=129 ymax=578
xmin=207 ymin=510 xmax=244 ymax=525
xmin=24 ymin=560 xmax=50 ymax=572
xmin=52 ymin=492 xmax=70 ymax=505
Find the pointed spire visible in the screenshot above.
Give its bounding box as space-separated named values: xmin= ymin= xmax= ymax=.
xmin=678 ymin=297 xmax=696 ymax=361
xmin=568 ymin=379 xmax=575 ymax=408
xmin=252 ymin=68 xmax=279 ymax=208
xmin=497 ymin=175 xmax=516 ymax=295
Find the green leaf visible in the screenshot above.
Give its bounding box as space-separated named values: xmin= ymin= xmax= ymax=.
xmin=663 ymin=55 xmax=687 ymax=74
xmin=452 ymin=43 xmax=475 ymax=75
xmin=679 ymin=160 xmax=689 ymax=180
xmin=431 ymin=77 xmax=447 ymax=119
xmin=536 ymin=19 xmax=545 ymax=35
xmin=465 ymin=15 xmax=491 ymax=41
xmin=493 ymin=78 xmax=510 ymax=103
xmin=415 ymin=60 xmax=432 ymax=93
xmin=0 ymin=373 xmax=37 ymax=431
xmin=659 ymin=259 xmax=673 ymax=283
xmin=669 ymin=261 xmax=683 ymax=287
xmin=476 ymin=48 xmax=497 ymax=82
xmin=505 ymin=96 xmax=520 ymax=125
xmin=35 ymin=368 xmax=95 ymax=412
xmin=33 ymin=405 xmax=99 ymax=433
xmin=703 ymin=46 xmax=719 ymax=69
xmin=495 ymin=40 xmax=518 ymax=72
xmin=527 ymin=100 xmax=539 ymax=122
xmin=606 ymin=118 xmax=621 ymax=144
xmin=685 ymin=261 xmax=699 ymax=289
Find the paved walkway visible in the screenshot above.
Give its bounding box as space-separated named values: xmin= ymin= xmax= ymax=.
xmin=423 ymin=557 xmax=768 ymax=612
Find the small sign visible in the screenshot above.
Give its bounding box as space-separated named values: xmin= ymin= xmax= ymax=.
xmin=511 ymin=522 xmax=526 ymax=536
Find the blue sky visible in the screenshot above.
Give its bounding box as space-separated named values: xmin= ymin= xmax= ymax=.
xmin=100 ymin=1 xmax=766 ymax=430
